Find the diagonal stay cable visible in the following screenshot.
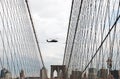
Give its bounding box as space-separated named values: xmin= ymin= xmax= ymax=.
xmin=63 ymin=0 xmax=75 ymax=65
xmin=25 ymin=0 xmax=45 ymax=67
xmin=82 ymin=14 xmax=120 ymax=73
xmin=66 ymin=0 xmax=83 ymax=73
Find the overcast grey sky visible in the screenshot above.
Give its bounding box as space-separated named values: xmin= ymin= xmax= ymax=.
xmin=28 ymin=0 xmax=72 ymax=72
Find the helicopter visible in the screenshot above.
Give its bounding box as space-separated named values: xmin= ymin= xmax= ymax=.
xmin=46 ymin=39 xmax=58 ymax=43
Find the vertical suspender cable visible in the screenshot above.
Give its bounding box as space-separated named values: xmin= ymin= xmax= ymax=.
xmin=82 ymin=14 xmax=120 ymax=73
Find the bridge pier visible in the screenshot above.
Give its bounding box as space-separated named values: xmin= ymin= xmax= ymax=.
xmin=20 ymin=69 xmax=25 ymax=79
xmin=50 ymin=65 xmax=66 ymax=79
xmin=70 ymin=70 xmax=82 ymax=79
xmin=0 ymin=68 xmax=12 ymax=79
xmin=40 ymin=67 xmax=48 ymax=79
xmin=97 ymin=68 xmax=108 ymax=79
xmin=88 ymin=68 xmax=97 ymax=79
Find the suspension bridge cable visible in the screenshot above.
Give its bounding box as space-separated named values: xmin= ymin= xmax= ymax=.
xmin=9 ymin=0 xmax=41 ymax=76
xmin=66 ymin=0 xmax=83 ymax=72
xmin=101 ymin=0 xmax=110 ymax=67
xmin=0 ymin=0 xmax=11 ymax=71
xmin=0 ymin=0 xmax=19 ymax=76
xmin=10 ymin=0 xmax=23 ymax=68
xmin=25 ymin=1 xmax=47 ymax=76
xmin=14 ymin=0 xmax=33 ymax=75
xmin=0 ymin=34 xmax=4 ymax=69
xmin=5 ymin=0 xmax=24 ymax=73
xmin=63 ymin=0 xmax=75 ymax=65
xmin=25 ymin=0 xmax=45 ymax=68
xmin=64 ymin=0 xmax=120 ymax=77
xmin=82 ymin=14 xmax=120 ymax=73
xmin=110 ymin=0 xmax=120 ymax=59
xmin=0 ymin=0 xmax=42 ymax=77
xmin=4 ymin=0 xmax=22 ymax=72
xmin=8 ymin=0 xmax=25 ymax=70
xmin=0 ymin=30 xmax=10 ymax=70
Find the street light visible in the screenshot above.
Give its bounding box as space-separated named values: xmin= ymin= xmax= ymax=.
xmin=106 ymin=57 xmax=112 ymax=70
xmin=106 ymin=57 xmax=112 ymax=75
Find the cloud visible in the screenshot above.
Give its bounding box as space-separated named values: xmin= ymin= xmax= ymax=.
xmin=32 ymin=13 xmax=67 ymax=42
xmin=28 ymin=0 xmax=72 ymax=19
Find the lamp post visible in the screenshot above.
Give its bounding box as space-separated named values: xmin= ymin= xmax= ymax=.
xmin=106 ymin=57 xmax=112 ymax=75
